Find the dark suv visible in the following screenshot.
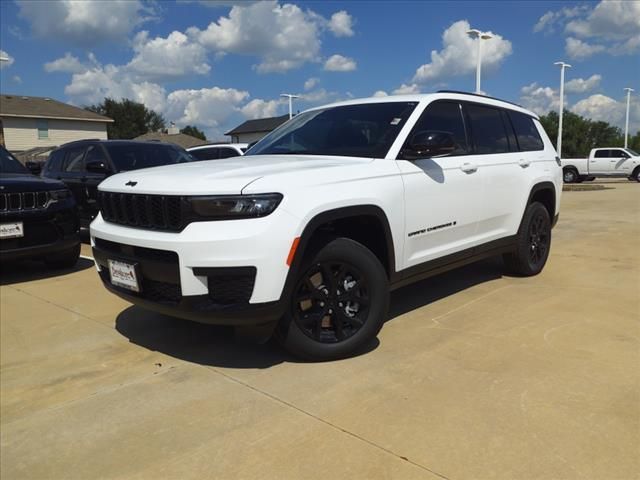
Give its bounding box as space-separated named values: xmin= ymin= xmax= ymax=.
xmin=0 ymin=146 xmax=80 ymax=268
xmin=42 ymin=140 xmax=194 ymax=227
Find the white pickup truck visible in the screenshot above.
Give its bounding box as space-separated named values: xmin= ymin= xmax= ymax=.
xmin=561 ymin=147 xmax=640 ymax=183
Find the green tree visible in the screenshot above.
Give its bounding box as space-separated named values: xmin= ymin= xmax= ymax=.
xmin=85 ymin=98 xmax=166 ymax=139
xmin=180 ymin=125 xmax=206 ymax=141
xmin=539 ymin=110 xmax=622 ymax=158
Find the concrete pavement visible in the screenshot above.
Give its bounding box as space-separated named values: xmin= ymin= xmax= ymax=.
xmin=1 ymin=181 xmax=638 ymax=479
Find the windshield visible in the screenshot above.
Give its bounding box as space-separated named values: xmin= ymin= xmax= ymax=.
xmin=246 ymin=102 xmax=418 ymax=158
xmin=105 ymin=143 xmax=194 ymax=172
xmin=626 ymin=148 xmax=639 ymax=156
xmin=0 ymin=147 xmax=29 ymax=174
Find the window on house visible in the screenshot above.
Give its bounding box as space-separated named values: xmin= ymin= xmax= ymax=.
xmin=37 ymin=120 xmax=49 ymax=139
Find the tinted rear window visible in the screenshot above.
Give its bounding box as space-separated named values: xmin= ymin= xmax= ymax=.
xmin=190 ymin=148 xmax=219 ymax=161
xmin=466 ymin=104 xmax=509 ymax=154
xmin=509 ymin=111 xmax=544 ymax=151
xmin=105 ymin=144 xmax=192 ymax=171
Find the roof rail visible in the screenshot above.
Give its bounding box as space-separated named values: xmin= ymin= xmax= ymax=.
xmin=436 ymin=90 xmax=524 ymax=109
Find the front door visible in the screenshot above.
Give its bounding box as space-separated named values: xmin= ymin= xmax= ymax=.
xmin=397 ymin=100 xmax=483 ymax=270
xmin=608 ymin=149 xmax=634 ymax=175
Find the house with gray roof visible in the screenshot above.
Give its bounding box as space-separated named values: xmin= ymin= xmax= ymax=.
xmin=224 ymin=114 xmax=289 ymax=144
xmin=0 ymin=94 xmax=113 ymax=152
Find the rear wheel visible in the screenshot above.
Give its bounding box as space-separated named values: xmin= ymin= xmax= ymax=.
xmin=278 ymin=238 xmax=389 ymax=361
xmin=563 ymin=168 xmax=579 ymax=183
xmin=503 ymin=202 xmax=551 ymax=276
xmin=45 ymin=244 xmax=80 ymax=269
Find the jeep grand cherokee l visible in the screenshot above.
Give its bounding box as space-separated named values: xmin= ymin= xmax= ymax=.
xmin=1 ymin=146 xmax=80 ymax=268
xmin=90 ymin=91 xmax=562 ymax=360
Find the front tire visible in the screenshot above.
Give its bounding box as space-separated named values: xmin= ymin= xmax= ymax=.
xmin=503 ymin=202 xmax=551 ymax=276
xmin=278 ymin=238 xmax=389 ymax=361
xmin=631 ymin=167 xmax=640 ymax=182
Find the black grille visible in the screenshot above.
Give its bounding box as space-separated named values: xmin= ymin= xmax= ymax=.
xmin=99 ymin=192 xmax=185 ymax=232
xmin=0 ymin=191 xmax=49 ymax=212
xmin=206 ymin=269 xmax=256 ymax=305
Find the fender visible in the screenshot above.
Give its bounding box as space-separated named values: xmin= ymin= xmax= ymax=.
xmin=279 ymin=205 xmax=396 ymax=302
xmin=525 ymin=181 xmax=557 ymax=227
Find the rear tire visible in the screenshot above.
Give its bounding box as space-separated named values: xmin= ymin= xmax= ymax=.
xmin=278 ymin=238 xmax=389 ymax=361
xmin=563 ymin=168 xmax=579 ymax=183
xmin=45 ymin=244 xmax=81 ymax=269
xmin=503 ymin=202 xmax=551 ymax=276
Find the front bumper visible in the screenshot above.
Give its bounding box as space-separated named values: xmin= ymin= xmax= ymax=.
xmin=90 ymin=209 xmax=300 ymax=326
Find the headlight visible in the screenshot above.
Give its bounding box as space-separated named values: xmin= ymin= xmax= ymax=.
xmin=189 ymin=193 xmax=283 ymax=220
xmin=49 ymin=189 xmax=72 ymax=201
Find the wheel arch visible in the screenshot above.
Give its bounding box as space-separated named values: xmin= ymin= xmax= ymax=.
xmin=526 ymin=181 xmax=556 ymax=222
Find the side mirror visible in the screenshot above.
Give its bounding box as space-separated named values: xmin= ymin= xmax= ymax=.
xmin=25 ymin=161 xmax=42 ymax=175
xmin=404 ymin=131 xmax=456 ymax=160
xmin=86 ymin=160 xmax=110 ymax=175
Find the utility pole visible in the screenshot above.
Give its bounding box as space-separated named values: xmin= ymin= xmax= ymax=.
xmin=624 ymin=87 xmax=634 ymax=148
xmin=280 ymin=94 xmax=300 ymax=119
xmin=554 ymin=61 xmax=571 ymax=158
xmin=466 ymin=29 xmax=493 ymax=94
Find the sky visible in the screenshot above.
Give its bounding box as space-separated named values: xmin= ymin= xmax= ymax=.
xmin=0 ymin=0 xmax=638 ymax=141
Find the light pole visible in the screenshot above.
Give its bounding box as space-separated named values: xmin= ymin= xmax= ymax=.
xmin=554 ymin=61 xmax=571 ymax=158
xmin=467 ymin=29 xmax=493 ymax=94
xmin=624 ymin=88 xmax=634 ymax=148
xmin=280 ymin=94 xmax=299 ymax=119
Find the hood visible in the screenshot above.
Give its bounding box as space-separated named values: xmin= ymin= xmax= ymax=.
xmin=0 ymin=173 xmax=66 ymax=193
xmin=99 ymin=155 xmax=373 ymax=195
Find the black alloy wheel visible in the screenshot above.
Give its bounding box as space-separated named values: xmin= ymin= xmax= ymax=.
xmin=528 ymin=211 xmax=550 ymax=267
xmin=292 ymin=261 xmax=369 ymax=343
xmin=503 ymin=202 xmax=552 ymax=276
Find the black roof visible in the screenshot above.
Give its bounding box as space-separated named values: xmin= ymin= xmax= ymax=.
xmin=225 ymin=115 xmax=289 ymax=136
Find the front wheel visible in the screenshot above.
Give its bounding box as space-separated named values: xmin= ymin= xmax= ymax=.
xmin=278 ymin=238 xmax=389 ymax=361
xmin=630 ymin=167 xmax=640 ymax=182
xmin=503 ymin=202 xmax=551 ymax=276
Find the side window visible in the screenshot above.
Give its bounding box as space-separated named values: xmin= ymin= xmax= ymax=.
xmin=465 ymin=104 xmax=509 ymax=154
xmin=401 ymin=101 xmax=469 ymax=156
xmin=46 ymin=149 xmax=64 ymax=172
xmin=594 ymin=150 xmax=609 ymax=158
xmin=190 ymin=148 xmax=219 ymax=160
xmin=85 ymin=145 xmax=107 ymax=163
xmin=500 ymin=110 xmax=519 ymax=152
xmin=508 ymin=110 xmax=544 ymax=151
xmin=63 ymin=146 xmax=86 ymax=173
xmin=610 ymin=150 xmax=627 ymax=158
xmin=218 ymin=147 xmax=239 ymax=159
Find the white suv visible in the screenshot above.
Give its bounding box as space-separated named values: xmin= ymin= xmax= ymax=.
xmin=90 ymin=92 xmax=562 ymax=360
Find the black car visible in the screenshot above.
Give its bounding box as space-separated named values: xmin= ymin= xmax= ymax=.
xmin=0 ymin=146 xmax=80 ymax=268
xmin=41 ymin=140 xmax=195 ymax=227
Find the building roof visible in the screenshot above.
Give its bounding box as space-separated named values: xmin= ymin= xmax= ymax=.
xmin=134 ymin=132 xmax=208 ymax=149
xmin=225 ymin=114 xmax=289 ymax=136
xmin=0 ymin=94 xmax=113 ymax=123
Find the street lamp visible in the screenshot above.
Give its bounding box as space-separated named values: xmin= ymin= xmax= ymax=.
xmin=280 ymin=93 xmax=300 ymax=119
xmin=467 ymin=29 xmax=493 ymax=94
xmin=554 ymin=61 xmax=571 ymax=158
xmin=624 ymin=88 xmax=634 ymax=148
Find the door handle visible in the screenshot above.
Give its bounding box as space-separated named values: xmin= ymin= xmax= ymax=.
xmin=518 ymin=159 xmax=531 ymax=168
xmin=460 ymin=162 xmax=478 ymax=173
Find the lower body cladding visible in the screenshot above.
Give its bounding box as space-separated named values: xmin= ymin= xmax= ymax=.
xmin=90 ymin=211 xmax=299 ymax=326
xmin=0 ymin=208 xmax=80 ymax=262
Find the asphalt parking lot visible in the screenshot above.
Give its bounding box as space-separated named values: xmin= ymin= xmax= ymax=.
xmin=1 ymin=181 xmax=638 ymax=480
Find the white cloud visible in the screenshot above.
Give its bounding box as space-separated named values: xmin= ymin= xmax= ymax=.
xmin=519 ymin=83 xmax=561 ymax=115
xmin=127 ymin=30 xmax=210 ymax=81
xmin=328 ymin=11 xmax=354 ymax=37
xmin=324 ymin=54 xmax=357 ymax=72
xmin=372 ymin=90 xmax=388 ymax=98
xmin=566 ymin=0 xmax=640 ymax=41
xmin=0 ymin=50 xmax=14 ymax=69
xmin=304 ymin=77 xmax=319 ymax=91
xmin=16 ymin=0 xmax=154 ymax=45
xmin=44 ymin=53 xmax=88 ymax=73
xmin=240 ymin=98 xmax=281 ymax=119
xmin=533 ymin=6 xmax=589 ymax=34
xmin=392 ymin=83 xmax=420 ymax=95
xmin=572 ymin=93 xmax=640 ymax=130
xmin=565 ymin=37 xmax=606 ymax=59
xmin=191 ymin=1 xmax=323 ymax=73
xmin=412 ymin=20 xmax=512 ymax=84
xmin=165 ymin=87 xmax=249 ymax=129
xmin=564 ymin=74 xmax=602 ymax=94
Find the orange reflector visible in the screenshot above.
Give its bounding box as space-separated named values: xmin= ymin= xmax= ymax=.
xmin=286 ymin=237 xmax=301 ymax=266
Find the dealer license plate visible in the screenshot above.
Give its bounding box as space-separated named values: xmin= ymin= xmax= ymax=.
xmin=0 ymin=222 xmax=24 ymax=239
xmin=108 ymin=260 xmax=140 ymax=292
